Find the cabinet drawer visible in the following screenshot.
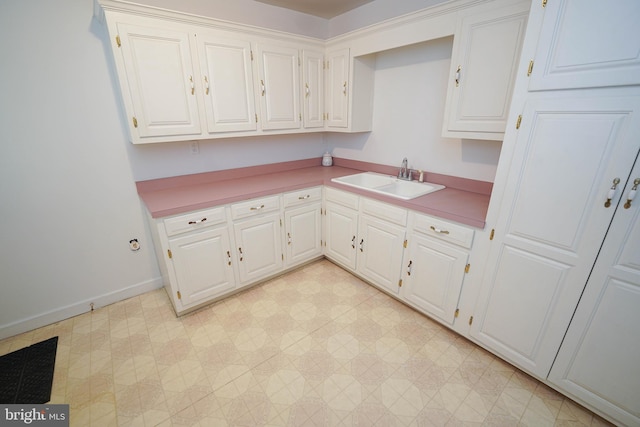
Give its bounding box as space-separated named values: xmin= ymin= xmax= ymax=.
xmin=283 ymin=186 xmax=322 ymax=208
xmin=325 ymin=187 xmax=359 ymax=210
xmin=231 ymin=195 xmax=280 ymax=220
xmin=164 ymin=206 xmax=227 ymax=237
xmin=412 ymin=213 xmax=474 ymax=249
xmin=361 ymin=197 xmax=407 ymax=226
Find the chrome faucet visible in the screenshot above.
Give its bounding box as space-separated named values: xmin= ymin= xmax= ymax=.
xmin=398 ymin=157 xmax=413 ymax=181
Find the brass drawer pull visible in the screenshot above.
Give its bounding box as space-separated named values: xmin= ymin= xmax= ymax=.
xmin=250 ymin=204 xmax=265 ymax=211
xmin=430 ymin=226 xmax=450 ymax=235
xmin=188 ymin=217 xmax=207 ymax=225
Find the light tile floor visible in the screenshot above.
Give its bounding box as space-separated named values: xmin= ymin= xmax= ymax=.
xmin=0 ymin=260 xmax=614 ymax=426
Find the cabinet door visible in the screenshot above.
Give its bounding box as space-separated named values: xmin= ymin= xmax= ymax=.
xmin=255 ymin=43 xmax=301 ymax=130
xmin=357 ymin=215 xmax=406 ymax=295
xmin=470 ymin=93 xmax=640 ymax=379
xmin=302 ymin=50 xmax=324 ymax=129
xmin=548 ymin=159 xmax=640 ymax=427
xmin=528 ymin=0 xmax=640 ymax=91
xmin=115 ymin=23 xmax=201 ymax=139
xmin=168 ymin=227 xmax=235 ymax=307
xmin=324 ymin=202 xmax=358 ymax=270
xmin=196 ymin=33 xmax=257 ymax=133
xmin=442 ymin=3 xmax=528 ymax=140
xmin=284 ymin=202 xmax=322 ymax=267
xmin=234 ymin=213 xmax=283 ymax=284
xmin=402 ymin=234 xmax=468 ymax=325
xmin=325 ymin=48 xmax=350 ymax=128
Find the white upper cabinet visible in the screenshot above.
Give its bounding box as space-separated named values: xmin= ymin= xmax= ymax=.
xmin=255 ymin=43 xmax=301 ymax=130
xmin=196 ymin=32 xmax=257 ymax=133
xmin=325 ymin=48 xmax=350 ymax=128
xmin=301 ymin=50 xmax=324 ymax=129
xmin=442 ymin=2 xmax=529 ymax=140
xmin=528 ymin=0 xmax=640 ymax=91
xmin=115 ymin=22 xmax=202 ymax=140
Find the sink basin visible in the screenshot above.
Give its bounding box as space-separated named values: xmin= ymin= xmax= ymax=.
xmin=331 ymin=172 xmax=445 ymax=200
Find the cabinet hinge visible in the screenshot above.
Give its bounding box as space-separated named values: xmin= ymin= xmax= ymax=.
xmin=542 ymin=0 xmax=547 ymax=7
xmin=464 ymin=264 xmax=470 ymax=273
xmin=280 ymin=218 xmax=283 ymax=227
xmin=527 ymin=60 xmax=534 ymax=77
xmin=250 ymin=50 xmax=254 ymax=61
xmin=298 ymin=57 xmax=301 ymax=67
xmin=132 ymin=116 xmax=138 ymax=128
xmin=115 ymin=35 xmax=121 ymax=48
xmin=282 ymin=253 xmax=284 ymax=261
xmin=403 ymin=239 xmax=408 ymax=248
xmin=255 ymin=113 xmax=258 ymax=123
xmin=469 ymin=315 xmax=474 ymax=326
xmin=515 ymin=115 xmax=522 ymax=129
xmin=167 ymin=249 xmax=172 ymax=259
xmin=177 ymin=290 xmax=181 ymax=300
xmin=299 ymin=113 xmax=302 ymax=121
xmin=398 ymin=279 xmax=403 ymax=287
xmin=489 ymin=229 xmax=495 ymax=240
xmin=454 ymin=308 xmax=460 ymax=318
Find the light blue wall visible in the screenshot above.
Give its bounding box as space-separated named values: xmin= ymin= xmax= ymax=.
xmin=0 ymin=0 xmax=161 ymax=338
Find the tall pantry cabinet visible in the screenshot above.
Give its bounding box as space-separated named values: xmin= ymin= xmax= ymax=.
xmin=470 ymin=1 xmax=640 ymax=425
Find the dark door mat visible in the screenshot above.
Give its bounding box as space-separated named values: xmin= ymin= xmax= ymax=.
xmin=0 ymin=336 xmax=58 ymax=403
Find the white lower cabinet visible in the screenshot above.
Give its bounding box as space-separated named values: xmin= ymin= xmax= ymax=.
xmin=151 ymin=206 xmax=237 ymax=314
xmin=356 ymin=198 xmax=407 ymax=295
xmin=324 ymin=188 xmax=407 ymax=295
xmin=168 ymin=227 xmax=236 ymax=307
xmin=357 ymin=215 xmax=405 ymax=295
xmin=400 ymin=212 xmax=473 ymax=325
xmin=324 ymin=188 xmax=359 ymax=270
xmin=232 ymin=201 xmax=283 ymax=285
xmin=283 ymin=187 xmax=323 ymax=268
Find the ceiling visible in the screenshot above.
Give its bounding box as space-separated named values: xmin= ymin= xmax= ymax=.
xmin=254 ymin=0 xmax=375 ymax=18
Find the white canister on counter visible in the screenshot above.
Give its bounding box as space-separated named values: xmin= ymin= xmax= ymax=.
xmin=322 ymin=152 xmax=333 ymax=166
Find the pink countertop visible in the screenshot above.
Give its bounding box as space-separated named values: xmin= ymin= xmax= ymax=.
xmin=136 ymin=158 xmax=492 ymax=229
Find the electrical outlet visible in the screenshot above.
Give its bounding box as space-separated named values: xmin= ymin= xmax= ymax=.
xmin=190 ymin=141 xmax=199 ymax=155
xmin=129 ymin=239 xmax=140 ymax=251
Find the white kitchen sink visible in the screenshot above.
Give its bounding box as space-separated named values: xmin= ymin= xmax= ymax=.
xmin=331 ymin=172 xmax=445 ymax=200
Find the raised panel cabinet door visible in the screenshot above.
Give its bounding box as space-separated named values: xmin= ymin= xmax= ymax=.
xmin=325 ymin=48 xmax=350 ymax=128
xmin=548 ymin=157 xmax=640 ymax=427
xmin=115 ymin=23 xmax=201 ymax=139
xmin=528 ymin=0 xmax=640 ymax=91
xmin=168 ymin=227 xmax=236 ymax=307
xmin=196 ymin=34 xmax=257 ymax=133
xmin=402 ymin=234 xmax=468 ymax=325
xmin=470 ymin=93 xmax=640 ymax=379
xmin=284 ymin=203 xmax=322 ymax=267
xmin=357 ymin=215 xmax=406 ymax=294
xmin=442 ymin=3 xmax=528 ymax=139
xmin=256 ymin=43 xmax=301 ymax=130
xmin=302 ymin=50 xmax=324 ymax=129
xmin=324 ymin=202 xmax=358 ymax=270
xmin=233 ymin=213 xmax=283 ymax=284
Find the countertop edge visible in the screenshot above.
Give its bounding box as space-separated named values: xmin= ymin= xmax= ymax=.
xmin=137 ymin=160 xmax=490 ymax=229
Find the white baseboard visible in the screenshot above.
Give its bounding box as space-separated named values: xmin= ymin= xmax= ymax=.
xmin=0 ymin=277 xmax=163 ymax=341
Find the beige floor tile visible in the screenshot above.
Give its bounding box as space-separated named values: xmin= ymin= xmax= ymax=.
xmin=0 ymin=259 xmax=615 ymax=426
